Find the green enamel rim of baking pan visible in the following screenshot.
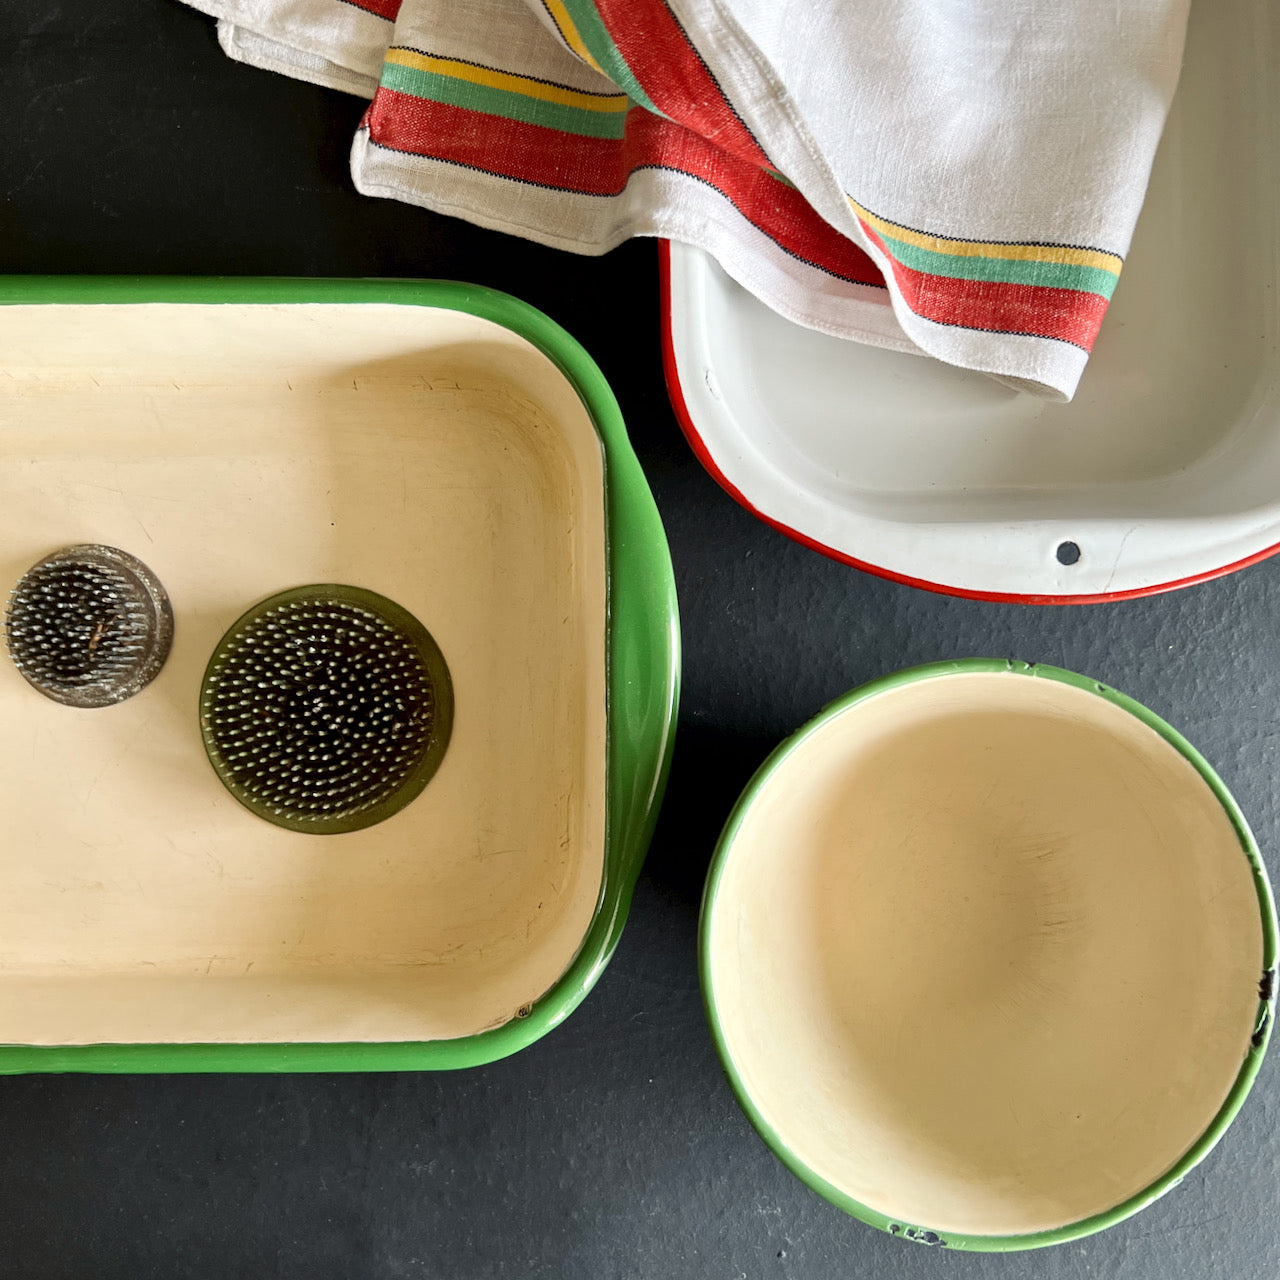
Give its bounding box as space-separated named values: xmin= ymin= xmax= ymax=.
xmin=699 ymin=659 xmax=1277 ymax=1253
xmin=0 ymin=276 xmax=680 ymax=1073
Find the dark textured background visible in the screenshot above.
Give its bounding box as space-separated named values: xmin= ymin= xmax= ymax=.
xmin=1 ymin=4 xmax=1277 ymax=1277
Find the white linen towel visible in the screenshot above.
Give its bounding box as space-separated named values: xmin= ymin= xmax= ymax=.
xmin=183 ymin=0 xmax=1190 ymax=400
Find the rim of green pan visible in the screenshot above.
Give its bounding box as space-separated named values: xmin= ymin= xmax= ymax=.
xmin=0 ymin=275 xmax=680 ymax=1074
xmin=699 ymin=658 xmax=1277 ymax=1252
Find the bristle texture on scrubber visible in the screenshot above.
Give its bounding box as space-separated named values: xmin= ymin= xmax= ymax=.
xmin=200 ymin=587 xmax=452 ymax=834
xmin=5 ymin=545 xmax=173 ymax=707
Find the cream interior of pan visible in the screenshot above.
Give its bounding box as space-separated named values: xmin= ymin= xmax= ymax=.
xmin=707 ymin=673 xmax=1264 ymax=1238
xmin=0 ymin=303 xmax=607 ymax=1045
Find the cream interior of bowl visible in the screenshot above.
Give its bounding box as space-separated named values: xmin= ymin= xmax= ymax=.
xmin=706 ymin=672 xmax=1264 ymax=1238
xmin=0 ymin=302 xmax=606 ymax=1046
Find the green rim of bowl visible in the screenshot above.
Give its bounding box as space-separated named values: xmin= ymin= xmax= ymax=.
xmin=200 ymin=584 xmax=455 ymax=835
xmin=0 ymin=275 xmax=680 ymax=1074
xmin=699 ymin=658 xmax=1278 ymax=1252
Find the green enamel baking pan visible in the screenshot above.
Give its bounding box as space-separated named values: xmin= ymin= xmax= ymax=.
xmin=0 ymin=277 xmax=679 ymax=1071
xmin=701 ymin=659 xmax=1275 ymax=1249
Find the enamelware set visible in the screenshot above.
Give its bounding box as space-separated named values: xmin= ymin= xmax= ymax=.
xmin=3 ymin=5 xmax=1277 ymax=1240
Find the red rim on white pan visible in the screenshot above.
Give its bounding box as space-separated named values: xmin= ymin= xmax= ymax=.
xmin=658 ymin=1 xmax=1280 ymax=604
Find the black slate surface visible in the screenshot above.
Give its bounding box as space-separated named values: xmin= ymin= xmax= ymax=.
xmin=1 ymin=4 xmax=1277 ymax=1277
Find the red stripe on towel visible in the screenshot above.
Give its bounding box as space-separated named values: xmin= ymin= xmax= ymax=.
xmin=365 ymin=89 xmax=885 ymax=288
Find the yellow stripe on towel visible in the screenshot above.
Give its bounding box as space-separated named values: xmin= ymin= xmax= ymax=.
xmin=849 ymin=198 xmax=1123 ymax=273
xmin=382 ymin=48 xmax=627 ymax=114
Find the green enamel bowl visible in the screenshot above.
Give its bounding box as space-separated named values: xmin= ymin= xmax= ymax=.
xmin=0 ymin=277 xmax=679 ymax=1073
xmin=700 ymin=660 xmax=1275 ymax=1250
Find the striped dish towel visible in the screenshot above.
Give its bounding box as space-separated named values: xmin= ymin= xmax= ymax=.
xmin=185 ymin=0 xmax=1189 ymax=400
